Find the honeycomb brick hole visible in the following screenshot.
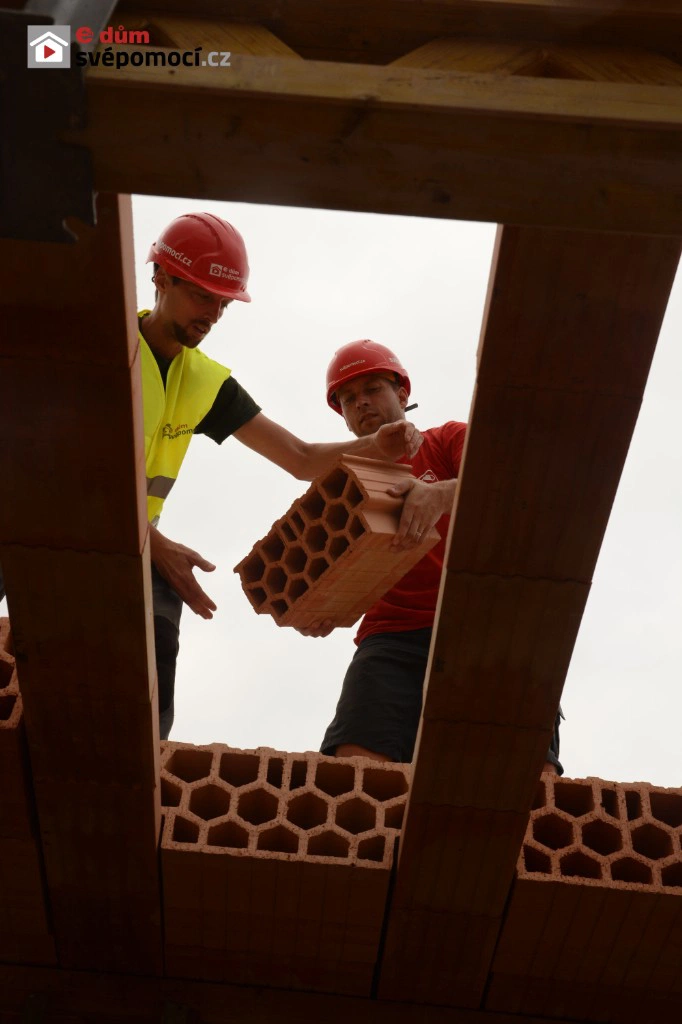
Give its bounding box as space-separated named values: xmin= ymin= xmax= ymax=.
xmin=661 ymin=863 xmax=682 ymax=888
xmin=219 ymin=752 xmax=259 ymax=787
xmin=533 ymin=813 xmax=574 ymax=851
xmin=335 ymin=797 xmax=376 ymax=835
xmin=267 ymin=757 xmax=284 ymax=789
xmin=301 ymin=490 xmax=324 ymax=521
xmin=287 ymin=792 xmax=329 ymax=830
xmin=307 ymin=831 xmax=349 ymax=858
xmin=600 ymin=787 xmax=620 ymax=819
xmin=610 ymin=857 xmax=653 ymax=885
xmin=161 ymin=777 xmax=182 ymax=808
xmin=631 ymin=823 xmax=672 ymax=860
xmin=166 ymin=749 xmax=213 ymax=783
xmin=290 ymin=759 xmax=308 ymax=789
xmin=582 ymin=818 xmax=622 ymax=856
xmin=559 ymin=850 xmax=602 ymax=880
xmin=625 ymin=790 xmax=642 ymax=821
xmin=553 ymin=780 xmax=594 ymax=817
xmin=384 ymin=803 xmax=405 ymax=829
xmin=237 ymin=789 xmax=278 ymax=826
xmin=649 ymin=791 xmax=682 ymax=827
xmin=173 ymin=816 xmax=200 ymax=844
xmin=523 ymin=844 xmax=552 ymax=874
xmin=189 ymin=784 xmax=231 ymax=821
xmin=357 ymin=835 xmax=386 ymax=863
xmin=261 ymin=535 xmax=285 ymax=562
xmin=362 ymin=767 xmax=409 ymax=801
xmin=0 ymin=694 xmax=17 ymax=722
xmin=0 ymin=660 xmax=14 ymax=689
xmin=207 ymin=821 xmax=249 ymax=850
xmin=320 ymin=468 xmax=348 ymax=500
xmin=314 ymin=761 xmax=355 ymax=797
xmin=257 ymin=825 xmax=299 ymax=854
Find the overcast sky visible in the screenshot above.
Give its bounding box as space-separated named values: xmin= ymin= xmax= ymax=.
xmin=4 ymin=195 xmax=679 ymax=786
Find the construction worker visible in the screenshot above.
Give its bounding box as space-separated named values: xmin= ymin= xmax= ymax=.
xmin=0 ymin=218 xmax=421 ymax=740
xmin=299 ymin=340 xmax=563 ymax=773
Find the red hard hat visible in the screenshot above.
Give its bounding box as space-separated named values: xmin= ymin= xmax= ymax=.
xmin=326 ymin=340 xmax=411 ymax=414
xmin=147 ymin=212 xmax=251 ymax=301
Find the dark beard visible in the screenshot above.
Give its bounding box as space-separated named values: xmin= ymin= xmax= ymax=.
xmin=171 ymin=321 xmax=198 ymax=348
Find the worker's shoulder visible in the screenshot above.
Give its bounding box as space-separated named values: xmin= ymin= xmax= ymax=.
xmin=421 ymin=420 xmax=467 ymax=443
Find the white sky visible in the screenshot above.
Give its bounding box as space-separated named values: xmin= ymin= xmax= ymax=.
xmin=4 ymin=195 xmax=679 ymax=786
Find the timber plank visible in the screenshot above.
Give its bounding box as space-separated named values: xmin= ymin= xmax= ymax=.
xmin=117 ymin=1 xmax=682 ymax=66
xmin=72 ymin=56 xmax=682 ymax=234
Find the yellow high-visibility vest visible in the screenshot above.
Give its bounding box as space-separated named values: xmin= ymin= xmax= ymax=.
xmin=139 ymin=313 xmax=231 ymax=524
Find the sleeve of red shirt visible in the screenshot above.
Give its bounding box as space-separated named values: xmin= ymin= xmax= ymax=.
xmin=439 ymin=420 xmax=467 ymax=478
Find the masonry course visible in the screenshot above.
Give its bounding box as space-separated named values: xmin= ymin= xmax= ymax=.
xmin=160 ymin=741 xmax=409 ymax=993
xmin=488 ymin=774 xmax=682 ymax=1022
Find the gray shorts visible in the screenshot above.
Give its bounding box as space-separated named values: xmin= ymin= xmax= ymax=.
xmin=322 ymin=627 xmax=564 ymax=771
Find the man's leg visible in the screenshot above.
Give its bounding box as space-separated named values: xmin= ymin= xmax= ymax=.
xmin=0 ymin=563 xmax=5 ymax=604
xmin=321 ymin=629 xmax=432 ymax=763
xmin=151 ymin=565 xmax=183 ymax=740
xmin=543 ymin=706 xmax=565 ymax=775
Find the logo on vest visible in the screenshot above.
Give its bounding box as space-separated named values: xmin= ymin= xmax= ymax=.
xmin=162 ymin=422 xmax=194 ymax=440
xmin=419 ymin=469 xmax=439 ymax=483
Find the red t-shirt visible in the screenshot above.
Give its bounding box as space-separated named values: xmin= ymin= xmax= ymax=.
xmin=355 ymin=421 xmax=467 ymax=644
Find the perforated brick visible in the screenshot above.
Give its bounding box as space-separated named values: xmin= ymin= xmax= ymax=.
xmin=234 ymin=455 xmax=440 ymax=628
xmin=160 ymin=742 xmax=410 ymax=994
xmin=488 ymin=776 xmax=682 ymax=1021
xmin=519 ymin=776 xmax=682 ymax=888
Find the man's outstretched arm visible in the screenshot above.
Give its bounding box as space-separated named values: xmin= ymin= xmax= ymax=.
xmin=232 ymin=413 xmax=422 ymax=479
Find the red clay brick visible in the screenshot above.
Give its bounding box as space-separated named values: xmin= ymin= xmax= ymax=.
xmin=234 ymin=455 xmax=440 ymax=629
xmin=487 ymin=776 xmax=682 ymax=1022
xmin=160 ymin=743 xmax=409 ymax=994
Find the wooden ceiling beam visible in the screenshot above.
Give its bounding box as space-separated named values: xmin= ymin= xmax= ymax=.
xmin=115 ymin=1 xmax=682 ymax=65
xmin=390 ymin=36 xmax=547 ymax=75
xmin=71 ymin=55 xmax=682 ymax=234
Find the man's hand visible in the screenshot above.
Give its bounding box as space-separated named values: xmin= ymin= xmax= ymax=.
xmin=387 ymin=477 xmax=457 ymax=551
xmin=372 ymin=420 xmax=423 ymax=462
xmin=150 ymin=526 xmax=217 ymax=619
xmin=295 ymin=619 xmax=335 ymax=638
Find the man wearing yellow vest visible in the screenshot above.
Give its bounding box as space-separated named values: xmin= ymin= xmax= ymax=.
xmin=137 ymin=213 xmax=421 ymax=737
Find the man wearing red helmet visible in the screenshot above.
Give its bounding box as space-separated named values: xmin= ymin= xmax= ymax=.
xmin=303 ymin=340 xmax=563 ymax=773
xmin=137 ymin=216 xmax=422 ymax=738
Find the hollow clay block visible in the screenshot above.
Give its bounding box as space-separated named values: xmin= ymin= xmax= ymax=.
xmin=487 ymin=775 xmax=682 ymax=1021
xmin=160 ymin=742 xmax=410 ymax=994
xmin=234 ymin=455 xmax=441 ymax=628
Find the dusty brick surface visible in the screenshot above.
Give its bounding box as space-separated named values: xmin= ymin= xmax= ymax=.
xmin=0 ymin=618 xmax=56 ymax=965
xmin=487 ymin=775 xmax=682 ymax=1022
xmin=160 ymin=742 xmax=410 ymax=994
xmin=234 ymin=455 xmax=440 ymax=628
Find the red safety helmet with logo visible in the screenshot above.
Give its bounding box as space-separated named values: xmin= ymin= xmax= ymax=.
xmin=147 ymin=212 xmax=251 ymax=302
xmin=326 ymin=339 xmax=411 ymax=414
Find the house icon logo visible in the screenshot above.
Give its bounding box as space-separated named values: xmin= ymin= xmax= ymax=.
xmin=27 ymin=26 xmax=71 ymax=68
